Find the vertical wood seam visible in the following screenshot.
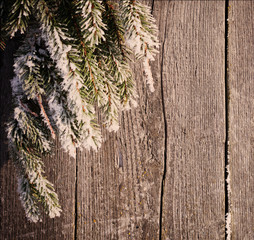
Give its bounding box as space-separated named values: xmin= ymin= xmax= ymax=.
xmin=158 ymin=1 xmax=170 ymax=239
xmin=225 ymin=0 xmax=231 ymax=239
xmin=74 ymin=149 xmax=78 ymax=240
xmin=151 ymin=0 xmax=155 ymax=13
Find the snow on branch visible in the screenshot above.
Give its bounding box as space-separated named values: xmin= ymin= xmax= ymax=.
xmin=4 ymin=0 xmax=159 ymax=222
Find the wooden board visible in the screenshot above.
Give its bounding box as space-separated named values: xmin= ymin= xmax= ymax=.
xmin=159 ymin=1 xmax=226 ymax=239
xmin=75 ymin=0 xmax=226 ymax=239
xmin=0 ymin=40 xmax=76 ymax=239
xmin=76 ymin=0 xmax=165 ymax=238
xmin=0 ymin=1 xmax=242 ymax=239
xmin=228 ymin=1 xmax=254 ymax=239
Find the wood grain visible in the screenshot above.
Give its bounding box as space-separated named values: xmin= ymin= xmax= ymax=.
xmin=159 ymin=1 xmax=226 ymax=239
xmin=76 ymin=0 xmax=165 ymax=238
xmin=228 ymin=1 xmax=254 ymax=239
xmin=0 ymin=1 xmax=240 ymax=239
xmin=0 ymin=41 xmax=76 ymax=239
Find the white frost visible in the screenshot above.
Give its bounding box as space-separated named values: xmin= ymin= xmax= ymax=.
xmin=143 ymin=58 xmax=155 ymax=92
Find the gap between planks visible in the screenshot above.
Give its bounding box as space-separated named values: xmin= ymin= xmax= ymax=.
xmin=225 ymin=0 xmax=231 ymax=239
xmin=74 ymin=148 xmax=78 ymax=240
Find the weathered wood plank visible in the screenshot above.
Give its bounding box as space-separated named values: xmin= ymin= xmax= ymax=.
xmin=0 ymin=40 xmax=76 ymax=239
xmin=76 ymin=0 xmax=165 ymax=238
xmin=228 ymin=1 xmax=254 ymax=239
xmin=76 ymin=81 xmax=164 ymax=239
xmin=160 ymin=1 xmax=225 ymax=239
xmin=0 ymin=1 xmax=230 ymax=239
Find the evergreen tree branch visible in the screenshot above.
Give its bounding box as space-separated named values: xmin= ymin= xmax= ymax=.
xmin=7 ymin=107 xmax=61 ymax=223
xmin=37 ymin=94 xmax=56 ymax=139
xmin=36 ymin=0 xmax=102 ymax=150
xmin=0 ymin=1 xmax=6 ymax=50
xmin=101 ymin=1 xmax=137 ymax=114
xmin=75 ymin=0 xmax=106 ymax=47
xmin=3 ymin=0 xmax=159 ymax=222
xmin=6 ymin=0 xmax=35 ymax=37
xmin=103 ymin=0 xmax=128 ymax=59
xmin=120 ymin=0 xmax=159 ymax=92
xmin=19 ymin=99 xmax=39 ymax=117
xmin=7 ymin=25 xmax=61 ymax=222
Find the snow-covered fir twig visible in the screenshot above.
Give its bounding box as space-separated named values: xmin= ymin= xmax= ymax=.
xmin=6 ymin=26 xmax=63 ymax=222
xmin=77 ymin=0 xmax=106 ymax=46
xmin=120 ymin=0 xmax=159 ymax=92
xmin=6 ymin=0 xmax=34 ymax=37
xmin=3 ymin=0 xmax=159 ymax=222
xmin=37 ymin=0 xmax=102 ymax=151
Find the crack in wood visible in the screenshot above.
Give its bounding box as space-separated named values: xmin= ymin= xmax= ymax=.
xmin=159 ymin=1 xmax=170 ymax=239
xmin=74 ymin=149 xmax=78 ymax=240
xmin=151 ymin=0 xmax=155 ymax=13
xmin=225 ymin=0 xmax=231 ymax=239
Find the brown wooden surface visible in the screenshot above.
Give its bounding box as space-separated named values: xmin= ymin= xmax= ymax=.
xmin=159 ymin=1 xmax=226 ymax=239
xmin=76 ymin=3 xmax=164 ymax=239
xmin=1 ymin=1 xmax=254 ymax=240
xmin=0 ymin=40 xmax=76 ymax=239
xmin=228 ymin=1 xmax=254 ymax=239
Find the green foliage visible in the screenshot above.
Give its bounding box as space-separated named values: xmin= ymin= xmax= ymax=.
xmin=3 ymin=0 xmax=159 ymax=222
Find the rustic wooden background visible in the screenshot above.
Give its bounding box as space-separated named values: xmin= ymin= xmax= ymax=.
xmin=0 ymin=0 xmax=253 ymax=239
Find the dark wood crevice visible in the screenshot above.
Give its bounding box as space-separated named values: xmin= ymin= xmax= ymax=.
xmin=151 ymin=0 xmax=155 ymax=13
xmin=159 ymin=1 xmax=170 ymax=239
xmin=224 ymin=0 xmax=230 ymax=239
xmin=74 ymin=149 xmax=78 ymax=240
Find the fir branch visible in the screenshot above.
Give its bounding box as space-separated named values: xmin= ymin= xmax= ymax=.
xmin=75 ymin=0 xmax=106 ymax=47
xmin=37 ymin=94 xmax=56 ymax=139
xmin=36 ymin=0 xmax=102 ymax=150
xmin=4 ymin=0 xmax=159 ymax=222
xmin=9 ymin=143 xmax=61 ymax=222
xmin=120 ymin=0 xmax=159 ymax=92
xmin=0 ymin=1 xmax=6 ymax=50
xmin=101 ymin=1 xmax=137 ymax=114
xmin=63 ymin=1 xmax=107 ymax=109
xmin=19 ymin=99 xmax=39 ymax=117
xmin=102 ymin=0 xmax=129 ymax=59
xmin=6 ymin=0 xmax=35 ymax=37
xmin=7 ymin=110 xmax=60 ymax=223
